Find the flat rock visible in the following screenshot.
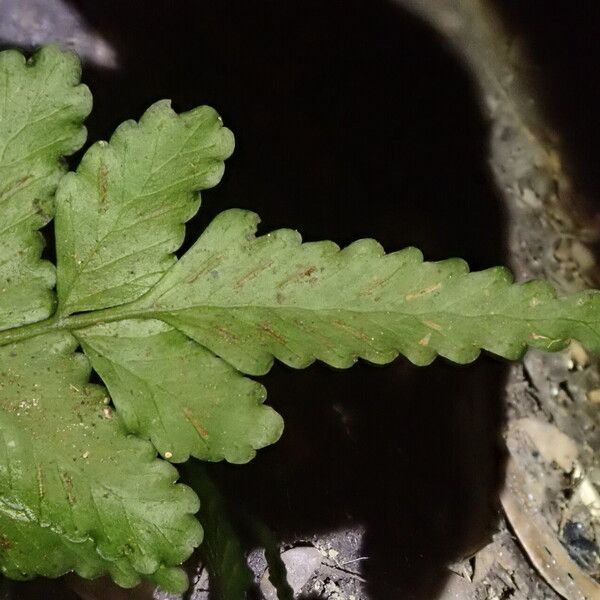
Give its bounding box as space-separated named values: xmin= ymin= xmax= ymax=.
xmin=260 ymin=546 xmax=323 ymax=599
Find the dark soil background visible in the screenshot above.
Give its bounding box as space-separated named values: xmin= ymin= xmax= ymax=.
xmin=495 ymin=1 xmax=600 ymax=205
xmin=3 ymin=1 xmax=599 ymax=599
xmin=65 ymin=2 xmax=506 ymax=598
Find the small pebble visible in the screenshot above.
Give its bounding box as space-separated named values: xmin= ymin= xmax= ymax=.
xmin=587 ymin=389 xmax=600 ymax=403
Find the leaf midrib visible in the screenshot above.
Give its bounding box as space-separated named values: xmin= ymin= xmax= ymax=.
xmin=0 ymin=296 xmax=592 ymax=349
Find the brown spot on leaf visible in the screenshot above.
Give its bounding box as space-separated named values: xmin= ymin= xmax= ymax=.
xmin=98 ymin=162 xmax=109 ymax=212
xmin=259 ymin=322 xmax=287 ymax=344
xmin=61 ymin=472 xmax=76 ymax=506
xmin=332 ymin=320 xmax=371 ymax=342
xmin=405 ymin=282 xmax=442 ymax=301
xmin=215 ymin=325 xmax=238 ymax=344
xmin=359 ymin=276 xmax=384 ymax=297
xmin=277 ymin=265 xmax=318 ymax=288
xmin=185 ymin=255 xmax=224 ymax=284
xmin=0 ymin=536 xmax=12 ymax=550
xmin=15 ymin=175 xmax=32 ymax=187
xmin=183 ymin=407 xmax=209 ymax=439
xmin=0 ymin=175 xmax=33 ymax=202
xmin=37 ymin=465 xmax=44 ymax=501
xmin=234 ymin=261 xmax=274 ymax=289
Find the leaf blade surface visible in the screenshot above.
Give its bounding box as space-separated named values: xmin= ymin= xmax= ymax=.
xmin=0 ymin=332 xmax=201 ymax=591
xmin=55 ymin=100 xmax=234 ymax=315
xmin=135 ymin=209 xmax=600 ymax=375
xmin=0 ymin=46 xmax=91 ymax=330
xmin=78 ymin=319 xmax=283 ymax=464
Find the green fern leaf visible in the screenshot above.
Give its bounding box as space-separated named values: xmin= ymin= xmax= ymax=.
xmin=55 ymin=100 xmax=233 ymax=315
xmin=134 ymin=208 xmax=600 ymax=375
xmin=1 ymin=44 xmax=600 ymax=595
xmin=0 ymin=333 xmax=201 ymax=592
xmin=78 ymin=319 xmax=283 ymax=463
xmin=0 ymin=46 xmax=91 ymax=330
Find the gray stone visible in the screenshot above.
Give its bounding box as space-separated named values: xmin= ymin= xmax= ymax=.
xmin=260 ymin=546 xmax=322 ymax=600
